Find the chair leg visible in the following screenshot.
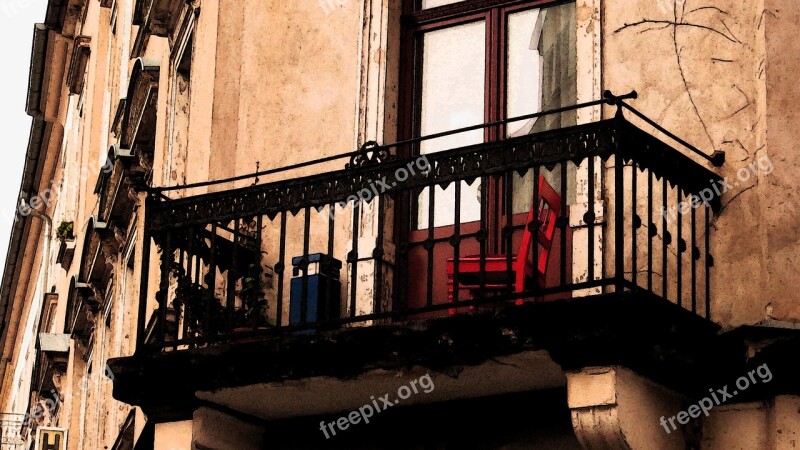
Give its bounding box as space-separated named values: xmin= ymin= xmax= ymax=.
xmin=447 ymin=273 xmax=454 ymax=302
xmin=447 ymin=273 xmax=455 ymax=315
xmin=448 ymin=279 xmax=477 ymax=315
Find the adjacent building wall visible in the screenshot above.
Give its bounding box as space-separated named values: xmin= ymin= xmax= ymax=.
xmin=603 ymin=0 xmax=800 ymax=327
xmin=2 ymin=1 xmax=800 ymax=449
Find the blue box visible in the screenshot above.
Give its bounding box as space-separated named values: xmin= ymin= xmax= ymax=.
xmin=289 ymin=254 xmax=342 ymax=325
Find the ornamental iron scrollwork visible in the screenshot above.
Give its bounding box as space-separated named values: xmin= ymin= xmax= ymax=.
xmin=146 ymin=117 xmax=722 ymax=231
xmin=347 ymin=141 xmax=391 ymax=169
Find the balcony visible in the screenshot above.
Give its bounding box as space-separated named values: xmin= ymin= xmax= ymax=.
xmin=109 ymin=93 xmax=731 ymax=419
xmin=132 ymin=0 xmax=197 ymax=57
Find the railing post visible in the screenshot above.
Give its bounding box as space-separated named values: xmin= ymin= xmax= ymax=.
xmin=373 ymin=195 xmax=385 ymax=315
xmin=158 ymin=230 xmax=172 ymax=345
xmin=275 ymin=213 xmax=286 ymax=327
xmin=136 ymin=193 xmax=153 ymax=352
xmin=614 ymin=137 xmax=626 ymax=293
xmin=349 ymin=202 xmax=360 ymax=318
xmin=705 ymin=208 xmax=712 ymax=320
xmin=676 ymin=189 xmax=683 ymax=308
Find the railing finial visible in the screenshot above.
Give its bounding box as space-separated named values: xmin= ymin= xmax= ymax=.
xmin=604 ymin=90 xmax=638 ymax=118
xmin=347 ymin=140 xmax=390 ymax=169
xmin=603 ymin=90 xmax=638 ymax=103
xmin=710 ymin=150 xmax=726 ymax=167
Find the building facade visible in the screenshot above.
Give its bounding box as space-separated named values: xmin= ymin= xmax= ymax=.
xmin=1 ymin=0 xmax=800 ymax=449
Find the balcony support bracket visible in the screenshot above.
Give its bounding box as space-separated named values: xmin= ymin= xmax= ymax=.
xmin=567 ymin=366 xmax=692 ymax=450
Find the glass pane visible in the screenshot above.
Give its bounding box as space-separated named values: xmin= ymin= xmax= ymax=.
xmin=422 ymin=0 xmax=465 ymax=9
xmin=506 ymin=8 xmax=544 ymax=137
xmin=417 ymin=21 xmax=485 ymax=229
xmin=508 ymin=3 xmax=576 ymax=213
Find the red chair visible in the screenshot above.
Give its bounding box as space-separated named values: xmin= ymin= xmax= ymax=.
xmin=446 ymin=175 xmax=561 ymax=311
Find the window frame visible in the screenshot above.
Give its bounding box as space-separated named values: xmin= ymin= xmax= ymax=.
xmin=399 ymin=0 xmax=574 ymax=231
xmin=395 ymin=0 xmax=577 ymax=308
xmin=399 ymin=0 xmax=574 ymax=151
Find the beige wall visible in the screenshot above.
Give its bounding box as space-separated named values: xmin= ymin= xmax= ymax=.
xmin=603 ymin=0 xmax=800 ymax=327
xmin=701 ymin=397 xmax=800 ymax=450
xmin=192 ymin=407 xmax=265 ymax=450
xmin=3 ymin=0 xmax=366 ymax=446
xmin=0 ymin=0 xmax=138 ymax=447
xmin=195 ymin=0 xmax=362 ymax=193
xmin=154 ymin=420 xmax=192 ymax=450
xmin=756 ymin=0 xmax=800 ymax=325
xmin=3 ymin=0 xmax=800 ymax=449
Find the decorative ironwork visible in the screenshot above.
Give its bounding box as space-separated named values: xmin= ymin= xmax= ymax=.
xmin=136 ymin=107 xmax=724 ymax=353
xmin=617 ymin=121 xmax=722 ymax=208
xmin=346 ymin=141 xmax=391 ymax=169
xmin=148 ymin=118 xmax=719 ymax=231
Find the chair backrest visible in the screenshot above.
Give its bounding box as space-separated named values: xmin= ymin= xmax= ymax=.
xmin=514 ymin=175 xmax=562 ymax=291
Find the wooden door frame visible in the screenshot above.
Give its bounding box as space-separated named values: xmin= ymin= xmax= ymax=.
xmin=395 ymin=0 xmax=577 ymax=309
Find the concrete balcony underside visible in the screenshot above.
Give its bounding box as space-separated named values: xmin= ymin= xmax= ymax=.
xmin=108 ymin=291 xmax=731 ymax=422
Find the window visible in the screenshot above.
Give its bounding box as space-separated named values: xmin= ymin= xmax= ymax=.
xmin=402 ymin=0 xmax=576 ymax=229
xmin=399 ymin=0 xmax=577 ymax=308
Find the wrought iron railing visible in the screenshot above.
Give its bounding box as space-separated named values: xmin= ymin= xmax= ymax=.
xmin=136 ymin=92 xmax=723 ymax=352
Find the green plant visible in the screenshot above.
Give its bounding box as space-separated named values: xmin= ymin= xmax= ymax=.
xmin=56 ymin=221 xmax=74 ymax=242
xmin=170 ymin=266 xmax=225 ymax=338
xmin=235 ymin=262 xmax=270 ymax=328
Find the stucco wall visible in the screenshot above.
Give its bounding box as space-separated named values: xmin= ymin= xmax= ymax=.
xmin=4 ymin=1 xmax=800 ymax=450
xmin=604 ymin=0 xmax=800 ymax=327
xmin=200 ymin=0 xmax=362 ymax=188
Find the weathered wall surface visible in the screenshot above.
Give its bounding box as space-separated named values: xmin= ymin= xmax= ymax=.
xmin=701 ymin=397 xmax=800 ymax=450
xmin=204 ymin=0 xmax=362 ymax=188
xmin=173 ymin=1 xmax=367 ymax=322
xmin=605 ymin=0 xmax=799 ymax=327
xmin=702 ymin=402 xmax=770 ymax=449
xmin=5 ymin=2 xmax=800 ymax=450
xmin=756 ymin=0 xmax=800 ymax=325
